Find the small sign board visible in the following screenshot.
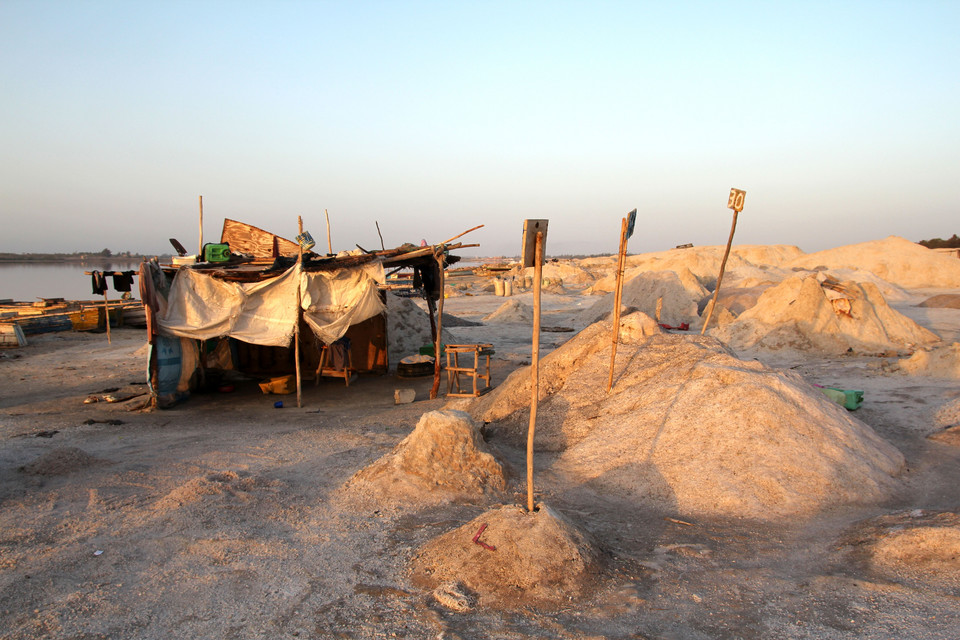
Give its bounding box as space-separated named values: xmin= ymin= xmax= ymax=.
xmin=521 ymin=219 xmax=549 ymax=268
xmin=727 ymin=188 xmax=746 ymax=212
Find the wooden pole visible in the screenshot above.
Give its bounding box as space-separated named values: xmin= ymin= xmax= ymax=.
xmin=700 ymin=209 xmax=739 ymax=335
xmin=527 ymin=231 xmax=544 ymax=513
xmin=429 ymin=250 xmax=445 ymax=399
xmin=606 ymin=217 xmax=629 ymax=392
xmin=198 ymin=195 xmax=204 ymax=258
xmin=295 ymin=216 xmax=304 ymax=408
xmin=376 ymin=221 xmax=385 ymax=250
xmin=440 ymin=224 xmax=484 ymax=246
xmin=102 ymin=291 xmax=112 ymax=344
xmin=325 ymin=209 xmax=332 ymax=254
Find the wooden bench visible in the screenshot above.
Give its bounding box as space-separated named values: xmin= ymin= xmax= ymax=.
xmin=445 ymin=343 xmax=494 ymax=397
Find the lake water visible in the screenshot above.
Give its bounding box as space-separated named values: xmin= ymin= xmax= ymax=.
xmin=0 ymin=262 xmax=144 ymax=302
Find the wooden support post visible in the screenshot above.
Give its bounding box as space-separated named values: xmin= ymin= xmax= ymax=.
xmin=198 ymin=195 xmax=204 ymax=258
xmin=295 ymin=216 xmax=304 ymax=408
xmin=527 ymin=231 xmax=543 ymax=513
xmin=102 ymin=292 xmax=112 ymax=344
xmin=701 ymin=209 xmax=740 ymax=335
xmin=376 ymin=221 xmax=385 ymax=250
xmin=429 ymin=249 xmax=446 ymax=399
xmin=325 ymin=209 xmax=332 ymax=254
xmin=606 ymin=217 xmax=629 ymax=391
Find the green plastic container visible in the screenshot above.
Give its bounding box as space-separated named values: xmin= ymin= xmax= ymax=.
xmin=821 ymin=387 xmax=864 ymax=411
xmin=203 ymin=243 xmax=231 ymax=263
xmin=419 ymin=344 xmax=445 ymax=357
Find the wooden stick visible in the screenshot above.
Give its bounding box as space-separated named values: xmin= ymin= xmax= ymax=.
xmin=429 ymin=251 xmax=445 ymax=399
xmin=527 ymin=231 xmax=543 ymax=513
xmin=440 ymin=224 xmax=484 ymax=247
xmin=102 ymin=291 xmax=112 ymax=344
xmin=198 ymin=195 xmax=204 ymax=258
xmin=606 ymin=217 xmax=629 ymax=392
xmin=325 ymin=209 xmax=332 ymax=254
xmin=295 ymin=216 xmax=304 ymax=408
xmin=700 ymin=210 xmax=739 ymax=335
xmin=376 ymin=221 xmax=385 ymax=250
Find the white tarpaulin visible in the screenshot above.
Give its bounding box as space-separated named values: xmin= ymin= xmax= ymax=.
xmin=157 ymin=262 xmax=385 ymax=347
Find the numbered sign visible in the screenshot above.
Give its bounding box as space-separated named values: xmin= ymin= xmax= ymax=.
xmin=727 ymin=188 xmax=746 ymax=212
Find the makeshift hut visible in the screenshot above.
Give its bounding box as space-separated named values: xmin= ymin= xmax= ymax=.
xmin=139 ymin=219 xmax=466 ymax=407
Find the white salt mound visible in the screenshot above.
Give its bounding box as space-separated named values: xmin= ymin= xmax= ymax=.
xmin=386 ymin=293 xmax=454 ymax=368
xmin=786 ymin=236 xmax=960 ymax=289
xmin=582 ymin=270 xmax=707 ymax=327
xmin=346 ymin=410 xmax=506 ymax=504
xmin=411 ymin=502 xmax=599 ymax=610
xmin=711 ymin=275 xmax=940 ymax=354
xmin=470 ymin=330 xmax=904 ymax=521
xmin=898 ymin=343 xmax=960 ymax=379
xmin=483 ymin=299 xmax=533 ymax=323
xmin=517 ymin=261 xmax=595 ymax=286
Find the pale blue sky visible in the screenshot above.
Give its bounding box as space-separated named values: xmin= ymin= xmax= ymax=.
xmin=1 ymin=1 xmax=957 ymax=257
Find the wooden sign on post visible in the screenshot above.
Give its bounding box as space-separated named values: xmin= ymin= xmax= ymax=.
xmin=701 ymin=188 xmax=746 ymax=335
xmin=521 ymin=220 xmax=548 ymax=268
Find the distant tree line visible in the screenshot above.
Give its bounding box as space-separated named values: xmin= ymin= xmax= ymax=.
xmin=0 ymin=250 xmax=169 ymax=263
xmin=918 ymin=234 xmax=960 ymax=249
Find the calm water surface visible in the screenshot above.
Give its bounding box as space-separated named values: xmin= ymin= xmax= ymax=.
xmin=0 ymin=262 xmax=143 ymax=302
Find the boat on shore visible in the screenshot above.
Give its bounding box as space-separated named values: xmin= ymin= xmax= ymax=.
xmin=0 ymin=298 xmax=145 ymax=343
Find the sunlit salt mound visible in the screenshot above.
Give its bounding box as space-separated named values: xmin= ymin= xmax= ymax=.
xmin=710 ymin=275 xmax=940 ymax=354
xmin=411 ymin=503 xmax=599 ymax=610
xmin=841 ymin=510 xmax=960 ymax=593
xmin=581 ymin=270 xmax=708 ymax=327
xmin=786 ymin=236 xmax=960 ymax=289
xmin=470 ymin=332 xmax=904 ymax=520
xmin=386 ymin=293 xmax=454 ymax=367
xmin=346 ymin=410 xmax=506 ymax=505
xmin=516 ymin=261 xmax=595 ymax=286
xmin=897 ymin=343 xmax=960 ymax=378
xmin=483 ymin=299 xmax=533 ymax=323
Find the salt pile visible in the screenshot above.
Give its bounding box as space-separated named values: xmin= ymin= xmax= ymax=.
xmin=346 ymin=410 xmax=506 ymax=505
xmin=470 ymin=328 xmax=904 ymax=520
xmin=711 ymin=275 xmax=940 ymax=354
xmin=897 ymin=343 xmax=960 ymax=378
xmin=582 ymin=270 xmax=707 ymax=327
xmin=411 ymin=503 xmax=599 ymax=610
xmin=785 ymin=236 xmax=960 ymax=289
xmin=385 ymin=293 xmax=453 ymax=367
xmin=483 ymin=299 xmax=533 ymax=323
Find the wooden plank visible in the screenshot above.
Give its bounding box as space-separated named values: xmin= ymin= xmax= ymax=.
xmin=521 ymin=220 xmax=548 ymax=268
xmin=221 ymin=218 xmax=301 ymax=258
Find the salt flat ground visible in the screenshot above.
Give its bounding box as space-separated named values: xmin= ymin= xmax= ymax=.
xmin=1 ymin=274 xmax=959 ymax=639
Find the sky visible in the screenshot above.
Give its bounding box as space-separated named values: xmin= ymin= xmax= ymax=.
xmin=1 ymin=1 xmax=958 ymax=258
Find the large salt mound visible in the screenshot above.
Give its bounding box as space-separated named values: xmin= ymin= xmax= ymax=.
xmin=516 ymin=261 xmax=595 ymax=286
xmin=470 ymin=331 xmax=904 ymax=521
xmin=711 ymin=275 xmax=940 ymax=354
xmin=346 ymin=410 xmax=506 ymax=504
xmin=786 ymin=236 xmax=960 ymax=289
xmin=483 ymin=299 xmax=533 ymax=323
xmin=386 ymin=293 xmax=454 ymax=367
xmin=897 ymin=343 xmax=960 ymax=378
xmin=582 ymin=270 xmax=707 ymax=327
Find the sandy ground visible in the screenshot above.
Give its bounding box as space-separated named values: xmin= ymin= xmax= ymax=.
xmin=2 ymin=252 xmax=960 ymax=639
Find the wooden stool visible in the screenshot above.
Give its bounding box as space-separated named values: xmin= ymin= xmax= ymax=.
xmin=316 ymin=340 xmax=353 ymax=386
xmin=445 ymin=343 xmax=494 ymax=397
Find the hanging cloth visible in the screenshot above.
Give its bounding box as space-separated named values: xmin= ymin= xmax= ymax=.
xmin=91 ymin=271 xmax=108 ymax=295
xmin=112 ymin=270 xmax=136 ymax=292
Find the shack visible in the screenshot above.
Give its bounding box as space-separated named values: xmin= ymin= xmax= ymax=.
xmin=140 ymin=219 xmax=467 ymax=407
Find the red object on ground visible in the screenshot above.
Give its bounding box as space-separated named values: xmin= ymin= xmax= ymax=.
xmin=658 ymin=322 xmax=690 ymax=331
xmin=472 ymin=523 xmax=496 ymax=551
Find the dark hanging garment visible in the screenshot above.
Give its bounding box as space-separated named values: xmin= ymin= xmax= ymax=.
xmin=112 ymin=270 xmax=136 ymax=292
xmin=91 ymin=271 xmax=108 ymax=295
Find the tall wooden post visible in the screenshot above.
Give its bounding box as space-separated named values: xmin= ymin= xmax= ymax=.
xmin=295 ymin=216 xmax=304 ymax=408
xmin=527 ymin=231 xmax=543 ymax=513
xmin=701 ymin=188 xmax=746 ymax=335
xmin=198 ymin=195 xmax=204 ymax=258
xmin=325 ymin=209 xmax=332 ymax=254
xmin=102 ymin=291 xmax=112 ymax=344
xmin=606 ymin=217 xmax=629 ymax=391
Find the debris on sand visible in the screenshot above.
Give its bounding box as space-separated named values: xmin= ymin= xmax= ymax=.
xmin=785 ymin=235 xmax=960 ymax=289
xmin=710 ymin=275 xmax=940 ymax=354
xmin=19 ymin=447 xmax=109 ymax=476
xmin=841 ymin=510 xmax=960 ymax=593
xmin=897 ymin=342 xmax=960 ymax=379
xmin=411 ymin=503 xmax=600 ymax=610
xmin=346 ymin=410 xmax=506 ymax=505
xmin=470 ymin=329 xmax=905 ymax=520
xmin=483 ymin=299 xmax=533 ymax=323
